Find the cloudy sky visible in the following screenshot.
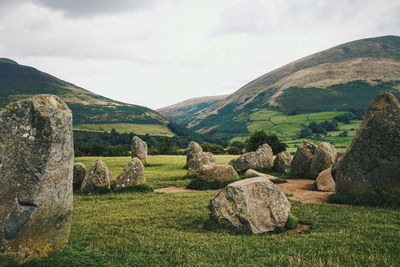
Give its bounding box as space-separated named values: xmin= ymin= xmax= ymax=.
xmin=0 ymin=0 xmax=399 ymax=109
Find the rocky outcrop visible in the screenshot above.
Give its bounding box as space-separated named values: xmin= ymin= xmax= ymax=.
xmin=273 ymin=151 xmax=293 ymax=174
xmin=314 ymin=168 xmax=335 ymax=192
xmin=229 ymin=144 xmax=274 ymax=173
xmin=131 ymin=136 xmax=148 ymax=165
xmin=291 ymin=140 xmax=318 ymax=175
xmin=209 ymin=178 xmax=290 ymax=234
xmin=186 ymin=142 xmax=217 ymax=175
xmin=310 ymin=142 xmax=337 ymax=176
xmin=81 ymin=159 xmax=112 ymax=191
xmin=73 ymin=163 xmax=86 ymax=191
xmin=195 ymin=164 xmax=239 ymax=182
xmin=0 ymin=95 xmax=73 ymax=264
xmin=332 ymin=93 xmax=400 ymax=195
xmin=113 ymin=158 xmax=146 ymax=190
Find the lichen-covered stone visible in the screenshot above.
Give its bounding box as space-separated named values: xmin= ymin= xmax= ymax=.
xmin=81 ymin=159 xmax=111 ymax=191
xmin=195 ymin=164 xmax=239 ymax=182
xmin=229 ymin=144 xmax=274 ymax=173
xmin=113 ymin=157 xmax=146 ymax=190
xmin=332 ymin=93 xmax=400 ymax=195
xmin=209 ymin=177 xmax=290 ymax=234
xmin=131 ymin=136 xmax=148 ymax=165
xmin=291 ymin=140 xmax=318 ymax=175
xmin=310 ymin=142 xmax=337 ymax=177
xmin=0 ymin=95 xmax=73 ymax=264
xmin=314 ymin=168 xmax=335 ymax=192
xmin=243 ymin=169 xmax=279 ymax=181
xmin=273 ymin=151 xmax=293 ymax=174
xmin=186 ymin=142 xmax=217 ymax=175
xmin=73 ymin=163 xmax=86 ymax=191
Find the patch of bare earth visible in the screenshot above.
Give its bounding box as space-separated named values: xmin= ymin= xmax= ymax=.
xmin=155 ymin=187 xmax=196 ymax=193
xmin=287 ymin=224 xmax=312 ymax=233
xmin=276 ymin=179 xmax=332 ymax=204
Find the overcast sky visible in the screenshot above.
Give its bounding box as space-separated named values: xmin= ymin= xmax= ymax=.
xmin=0 ymin=0 xmax=399 ymax=109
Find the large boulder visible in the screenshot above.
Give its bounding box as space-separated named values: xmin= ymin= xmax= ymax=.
xmin=209 ymin=177 xmax=290 ymax=234
xmin=195 ymin=164 xmax=239 ymax=182
xmin=131 ymin=136 xmax=148 ymax=165
xmin=310 ymin=142 xmax=337 ymax=177
xmin=81 ymin=159 xmax=112 ymax=191
xmin=0 ymin=95 xmax=73 ymax=264
xmin=186 ymin=142 xmax=217 ymax=175
xmin=113 ymin=157 xmax=146 ymax=190
xmin=273 ymin=151 xmax=293 ymax=174
xmin=291 ymin=140 xmax=318 ymax=175
xmin=332 ymin=93 xmax=400 ymax=195
xmin=229 ymin=144 xmax=274 ymax=173
xmin=73 ymin=162 xmax=86 ymax=191
xmin=314 ymin=168 xmax=335 ymax=192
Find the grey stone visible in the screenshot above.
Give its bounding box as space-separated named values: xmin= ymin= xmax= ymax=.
xmin=131 ymin=136 xmax=148 ymax=165
xmin=0 ymin=95 xmax=73 ymax=264
xmin=73 ymin=163 xmax=86 ymax=191
xmin=314 ymin=168 xmax=336 ymax=192
xmin=310 ymin=142 xmax=337 ymax=177
xmin=81 ymin=159 xmax=112 ymax=191
xmin=229 ymin=144 xmax=274 ymax=173
xmin=332 ymin=93 xmax=400 ymax=195
xmin=291 ymin=140 xmax=318 ymax=175
xmin=186 ymin=142 xmax=217 ymax=175
xmin=113 ymin=157 xmax=146 ymax=190
xmin=195 ymin=164 xmax=239 ymax=182
xmin=243 ymin=169 xmax=279 ymax=181
xmin=209 ymin=177 xmax=290 ymax=234
xmin=273 ymin=151 xmax=293 ymax=174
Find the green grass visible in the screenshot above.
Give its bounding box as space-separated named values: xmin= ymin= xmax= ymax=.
xmin=16 ymin=155 xmax=400 ymax=266
xmin=74 ymin=123 xmax=175 ymax=136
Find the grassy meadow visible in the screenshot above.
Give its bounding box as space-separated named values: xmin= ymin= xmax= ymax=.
xmin=74 ymin=123 xmax=175 ymax=137
xmin=20 ymin=155 xmax=400 ymax=267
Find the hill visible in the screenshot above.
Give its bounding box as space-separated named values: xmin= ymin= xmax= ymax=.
xmin=0 ymin=58 xmax=174 ymax=136
xmin=168 ymin=35 xmax=400 ymax=142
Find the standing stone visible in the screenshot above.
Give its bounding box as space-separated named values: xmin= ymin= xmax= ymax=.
xmin=186 ymin=142 xmax=217 ymax=175
xmin=113 ymin=157 xmax=146 ymax=190
xmin=0 ymin=95 xmax=73 ymax=264
xmin=314 ymin=168 xmax=336 ymax=192
xmin=195 ymin=164 xmax=239 ymax=182
xmin=131 ymin=136 xmax=148 ymax=165
xmin=291 ymin=140 xmax=318 ymax=175
xmin=273 ymin=151 xmax=293 ymax=174
xmin=332 ymin=93 xmax=400 ymax=195
xmin=229 ymin=144 xmax=274 ymax=173
xmin=310 ymin=142 xmax=337 ymax=177
xmin=73 ymin=163 xmax=86 ymax=191
xmin=209 ymin=177 xmax=290 ymax=234
xmin=81 ymin=159 xmax=111 ymax=191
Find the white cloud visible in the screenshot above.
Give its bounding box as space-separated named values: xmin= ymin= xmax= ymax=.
xmin=0 ymin=0 xmax=399 ymax=109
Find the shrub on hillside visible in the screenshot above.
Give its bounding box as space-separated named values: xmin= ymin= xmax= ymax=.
xmin=246 ymin=131 xmax=287 ymax=154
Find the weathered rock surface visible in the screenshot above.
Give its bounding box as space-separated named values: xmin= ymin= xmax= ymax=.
xmin=131 ymin=136 xmax=148 ymax=165
xmin=273 ymin=151 xmax=293 ymax=174
xmin=243 ymin=169 xmax=279 ymax=181
xmin=73 ymin=163 xmax=86 ymax=191
xmin=209 ymin=177 xmax=290 ymax=234
xmin=332 ymin=93 xmax=400 ymax=195
xmin=81 ymin=159 xmax=112 ymax=191
xmin=310 ymin=142 xmax=337 ymax=176
xmin=315 ymin=168 xmax=336 ymax=192
xmin=229 ymin=144 xmax=274 ymax=173
xmin=186 ymin=142 xmax=217 ymax=175
xmin=195 ymin=164 xmax=239 ymax=182
xmin=0 ymin=95 xmax=73 ymax=264
xmin=291 ymin=140 xmax=318 ymax=175
xmin=113 ymin=157 xmax=146 ymax=190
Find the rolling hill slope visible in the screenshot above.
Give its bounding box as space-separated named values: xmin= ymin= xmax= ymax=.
xmin=0 ymin=58 xmax=174 ymax=136
xmin=166 ymin=35 xmax=400 ymax=140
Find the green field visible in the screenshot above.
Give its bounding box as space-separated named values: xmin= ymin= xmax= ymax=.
xmin=20 ymin=155 xmax=400 ymax=267
xmin=74 ymin=123 xmax=175 ymax=137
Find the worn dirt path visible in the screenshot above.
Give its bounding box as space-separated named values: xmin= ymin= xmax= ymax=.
xmin=155 ymin=179 xmax=332 ymax=204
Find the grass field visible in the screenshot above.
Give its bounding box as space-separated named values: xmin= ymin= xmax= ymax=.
xmin=20 ymin=156 xmax=400 ymax=267
xmin=74 ymin=123 xmax=175 ymax=137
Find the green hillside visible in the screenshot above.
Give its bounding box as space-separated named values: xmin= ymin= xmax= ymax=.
xmin=0 ymin=58 xmax=173 ymax=136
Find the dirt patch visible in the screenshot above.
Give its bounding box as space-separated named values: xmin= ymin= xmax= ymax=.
xmin=286 ymin=224 xmax=312 ymax=233
xmin=276 ymin=179 xmax=332 ymax=204
xmin=155 ymin=187 xmax=196 ymax=193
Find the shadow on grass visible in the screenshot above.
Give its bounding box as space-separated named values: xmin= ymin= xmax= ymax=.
xmin=145 ymin=163 xmax=164 ymax=167
xmin=76 ymin=184 xmax=153 ymax=195
xmin=328 ymin=194 xmax=400 ymax=210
